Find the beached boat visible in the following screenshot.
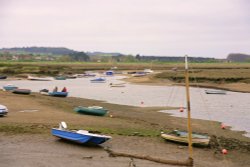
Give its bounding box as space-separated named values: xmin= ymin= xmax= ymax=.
xmin=28 ymin=75 xmax=53 ymax=81
xmin=74 ymin=106 xmax=108 ymax=116
xmin=12 ymin=89 xmax=31 ymax=95
xmin=49 ymin=92 xmax=68 ymax=97
xmin=0 ymin=104 xmax=8 ymax=116
xmin=161 ymin=130 xmax=210 ymax=146
xmin=205 ymin=89 xmax=226 ymax=94
xmin=0 ymin=76 xmax=7 ymax=79
xmin=3 ymin=84 xmax=18 ymax=91
xmin=105 ymin=70 xmax=114 ymax=76
xmin=52 ymin=122 xmax=111 ymax=145
xmin=90 ymin=78 xmax=106 ymax=83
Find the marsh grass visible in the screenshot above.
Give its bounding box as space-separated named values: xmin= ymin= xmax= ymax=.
xmin=0 ymin=123 xmax=161 ymax=137
xmin=0 ymin=123 xmax=51 ymax=134
xmin=154 ymin=69 xmax=250 ymax=83
xmin=1 ymin=61 xmax=250 ymax=76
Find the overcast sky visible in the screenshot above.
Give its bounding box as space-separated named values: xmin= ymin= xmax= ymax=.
xmin=0 ymin=0 xmax=249 ymax=58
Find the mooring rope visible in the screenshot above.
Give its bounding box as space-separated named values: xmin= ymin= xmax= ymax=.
xmin=189 ymin=64 xmax=231 ymax=167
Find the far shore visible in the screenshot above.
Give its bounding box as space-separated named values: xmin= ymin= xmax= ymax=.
xmin=122 ymin=73 xmax=250 ymax=93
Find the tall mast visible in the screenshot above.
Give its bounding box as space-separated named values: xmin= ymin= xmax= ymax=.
xmin=185 ymin=55 xmax=193 ymax=159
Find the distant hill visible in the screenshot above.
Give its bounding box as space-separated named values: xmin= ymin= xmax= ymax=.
xmin=86 ymin=51 xmax=123 ymax=57
xmin=227 ymin=53 xmax=250 ymax=62
xmin=0 ymin=47 xmax=76 ymax=55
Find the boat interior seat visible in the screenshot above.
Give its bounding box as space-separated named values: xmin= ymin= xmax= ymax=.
xmin=77 ymin=130 xmax=89 ymax=134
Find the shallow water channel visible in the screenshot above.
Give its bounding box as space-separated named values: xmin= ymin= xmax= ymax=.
xmin=1 ymin=76 xmax=250 ymax=137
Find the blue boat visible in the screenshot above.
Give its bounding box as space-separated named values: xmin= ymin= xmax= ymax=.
xmin=51 ymin=122 xmax=112 ymax=145
xmin=90 ymin=78 xmax=106 ymax=83
xmin=0 ymin=76 xmax=7 ymax=79
xmin=105 ymin=70 xmax=114 ymax=76
xmin=3 ymin=84 xmax=18 ymax=91
xmin=49 ymin=92 xmax=68 ymax=97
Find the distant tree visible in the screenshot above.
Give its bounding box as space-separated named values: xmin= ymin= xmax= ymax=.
xmin=69 ymin=52 xmax=90 ymax=61
xmin=135 ymin=54 xmax=141 ymax=60
xmin=123 ymin=55 xmax=136 ymax=62
xmin=58 ymin=55 xmax=72 ymax=62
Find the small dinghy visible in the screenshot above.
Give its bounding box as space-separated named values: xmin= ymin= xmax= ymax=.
xmin=74 ymin=106 xmax=108 ymax=116
xmin=161 ymin=130 xmax=210 ymax=147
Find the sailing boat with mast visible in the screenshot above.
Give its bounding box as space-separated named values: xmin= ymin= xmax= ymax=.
xmin=106 ymin=56 xmax=209 ymax=166
xmin=161 ymin=55 xmax=210 ymax=161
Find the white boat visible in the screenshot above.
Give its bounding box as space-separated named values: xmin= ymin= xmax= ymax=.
xmin=0 ymin=104 xmax=8 ymax=116
xmin=27 ymin=75 xmax=53 ymax=81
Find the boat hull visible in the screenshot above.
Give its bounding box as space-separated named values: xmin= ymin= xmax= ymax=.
xmin=161 ymin=131 xmax=210 ymax=146
xmin=12 ymin=89 xmax=31 ymax=95
xmin=51 ymin=128 xmax=111 ymax=145
xmin=74 ymin=106 xmax=108 ymax=116
xmin=49 ymin=92 xmax=68 ymax=97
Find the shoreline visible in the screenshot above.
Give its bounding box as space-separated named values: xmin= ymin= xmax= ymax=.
xmin=0 ymin=90 xmax=250 ymax=166
xmin=122 ymin=73 xmax=250 ymax=93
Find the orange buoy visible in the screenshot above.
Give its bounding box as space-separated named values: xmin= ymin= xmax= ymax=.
xmin=179 ymin=107 xmax=184 ymax=112
xmin=222 ymin=149 xmax=228 ymax=154
xmin=221 ymin=123 xmax=226 ymax=129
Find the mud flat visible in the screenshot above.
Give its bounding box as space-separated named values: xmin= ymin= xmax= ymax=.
xmin=0 ymin=91 xmax=250 ymax=167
